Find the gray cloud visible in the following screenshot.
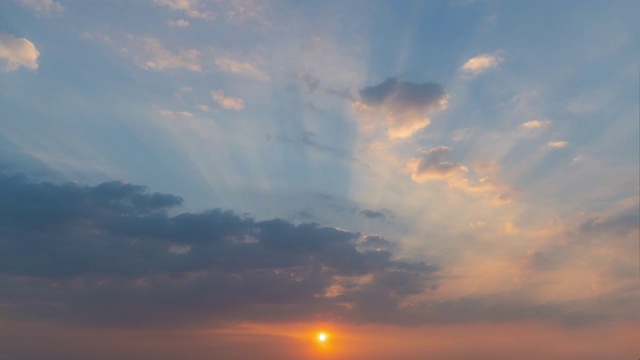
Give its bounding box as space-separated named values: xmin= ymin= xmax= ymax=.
xmin=0 ymin=173 xmax=435 ymax=327
xmin=408 ymin=146 xmax=468 ymax=182
xmin=357 ymin=77 xmax=448 ymax=138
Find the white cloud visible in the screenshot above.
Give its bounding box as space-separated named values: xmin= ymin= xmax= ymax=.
xmin=461 ymin=53 xmax=503 ymax=76
xmin=215 ymin=58 xmax=270 ymax=81
xmin=211 ymin=90 xmax=244 ymax=110
xmin=522 ymin=119 xmax=551 ymax=129
xmin=158 ymin=108 xmax=194 ymax=119
xmin=0 ymin=32 xmax=39 ymax=71
xmin=153 ymin=0 xmax=215 ymax=20
xmin=167 ymin=19 xmax=190 ymax=28
xmin=548 ymin=141 xmax=568 ymax=148
xmin=126 ymin=36 xmax=201 ymax=72
xmin=16 ymin=0 xmax=63 ymax=16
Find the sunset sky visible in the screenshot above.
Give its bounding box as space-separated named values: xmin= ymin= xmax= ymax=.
xmin=1 ymin=0 xmax=639 ymax=359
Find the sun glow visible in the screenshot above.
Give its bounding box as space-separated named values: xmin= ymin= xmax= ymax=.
xmin=317 ymin=332 xmax=328 ymax=342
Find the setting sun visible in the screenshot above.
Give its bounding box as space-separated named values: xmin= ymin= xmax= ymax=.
xmin=317 ymin=332 xmax=328 ymax=342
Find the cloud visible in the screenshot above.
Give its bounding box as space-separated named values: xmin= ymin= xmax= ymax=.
xmin=407 ymin=146 xmax=468 ymax=182
xmin=359 ymin=209 xmax=386 ymax=221
xmin=153 ymin=0 xmax=215 ymax=20
xmin=167 ymin=19 xmax=190 ymax=28
xmin=461 ymin=53 xmax=503 ymax=76
xmin=522 ymin=119 xmax=550 ymax=129
xmin=407 ymin=147 xmax=514 ymax=204
xmin=127 ymin=36 xmax=202 ymax=72
xmin=0 ymin=32 xmax=39 ymax=71
xmin=215 ymin=58 xmax=270 ymax=80
xmin=356 ymin=77 xmax=448 ymax=138
xmin=157 ymin=108 xmax=194 ymax=119
xmin=548 ymin=141 xmax=568 ymax=148
xmin=16 ymin=0 xmax=63 ymax=16
xmin=0 ymin=173 xmax=436 ymax=326
xmin=211 ymin=90 xmax=244 ymax=110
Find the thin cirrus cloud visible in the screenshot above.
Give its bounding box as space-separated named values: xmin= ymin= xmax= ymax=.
xmin=126 ymin=36 xmax=202 ymax=72
xmin=522 ymin=119 xmax=551 ymax=129
xmin=16 ymin=0 xmax=63 ymax=16
xmin=153 ymin=0 xmax=215 ymax=20
xmin=461 ymin=53 xmax=503 ymax=76
xmin=158 ymin=108 xmax=194 ymax=119
xmin=212 ymin=90 xmax=244 ymax=110
xmin=548 ymin=141 xmax=568 ymax=148
xmin=215 ymin=58 xmax=270 ymax=81
xmin=167 ymin=19 xmax=190 ymax=28
xmin=0 ymin=32 xmax=39 ymax=71
xmin=356 ymin=77 xmax=449 ymax=138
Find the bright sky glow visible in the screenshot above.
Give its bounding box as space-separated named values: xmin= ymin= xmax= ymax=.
xmin=0 ymin=1 xmax=638 ymax=359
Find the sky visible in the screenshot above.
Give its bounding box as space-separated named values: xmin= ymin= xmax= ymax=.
xmin=0 ymin=0 xmax=639 ymax=359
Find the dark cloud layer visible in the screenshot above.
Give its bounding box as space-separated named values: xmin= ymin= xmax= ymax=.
xmin=0 ymin=174 xmax=624 ymax=329
xmin=0 ymin=174 xmax=435 ymax=326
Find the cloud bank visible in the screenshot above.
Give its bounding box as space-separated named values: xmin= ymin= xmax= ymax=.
xmin=0 ymin=174 xmax=435 ymax=327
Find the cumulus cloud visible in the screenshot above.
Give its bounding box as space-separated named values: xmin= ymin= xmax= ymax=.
xmin=0 ymin=32 xmax=39 ymax=71
xmin=548 ymin=141 xmax=568 ymax=148
xmin=461 ymin=53 xmax=503 ymax=76
xmin=0 ymin=174 xmax=436 ymax=326
xmin=522 ymin=119 xmax=551 ymax=129
xmin=215 ymin=58 xmax=270 ymax=81
xmin=127 ymin=36 xmax=202 ymax=72
xmin=153 ymin=0 xmax=215 ymax=20
xmin=211 ymin=90 xmax=244 ymax=110
xmin=16 ymin=0 xmax=63 ymax=16
xmin=407 ymin=147 xmax=514 ymax=204
xmin=407 ymin=146 xmax=468 ymax=182
xmin=356 ymin=77 xmax=448 ymax=138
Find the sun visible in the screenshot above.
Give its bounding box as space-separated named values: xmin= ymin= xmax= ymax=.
xmin=317 ymin=332 xmax=328 ymax=342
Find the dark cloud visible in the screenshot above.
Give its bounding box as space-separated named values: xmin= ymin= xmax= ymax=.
xmin=579 ymin=214 xmax=640 ymax=235
xmin=0 ymin=173 xmax=436 ymax=327
xmin=357 ymin=77 xmax=448 ymax=138
xmin=296 ymin=71 xmax=354 ymax=100
xmin=360 ymin=209 xmax=386 ymax=220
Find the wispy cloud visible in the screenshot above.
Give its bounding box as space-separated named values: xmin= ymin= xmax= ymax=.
xmin=211 ymin=90 xmax=244 ymax=110
xmin=548 ymin=141 xmax=568 ymax=148
xmin=522 ymin=119 xmax=551 ymax=129
xmin=461 ymin=52 xmax=503 ymax=77
xmin=153 ymin=0 xmax=215 ymax=20
xmin=126 ymin=35 xmax=202 ymax=72
xmin=215 ymin=58 xmax=270 ymax=80
xmin=0 ymin=32 xmax=39 ymax=71
xmin=157 ymin=108 xmax=194 ymax=119
xmin=16 ymin=0 xmax=63 ymax=16
xmin=167 ymin=19 xmax=190 ymax=28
